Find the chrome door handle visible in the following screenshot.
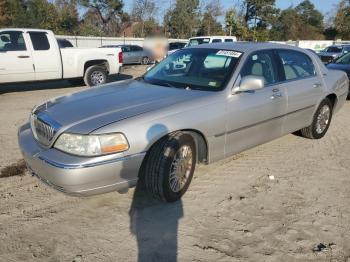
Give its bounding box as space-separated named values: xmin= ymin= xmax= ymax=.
xmin=271 ymin=92 xmax=282 ymax=99
xmin=313 ymin=83 xmax=322 ymax=88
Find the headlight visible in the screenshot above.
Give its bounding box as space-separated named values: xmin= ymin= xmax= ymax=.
xmin=54 ymin=133 xmax=129 ymax=156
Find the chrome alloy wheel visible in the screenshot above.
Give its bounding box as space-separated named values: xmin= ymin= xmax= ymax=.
xmin=316 ymin=104 xmax=330 ymax=134
xmin=90 ymin=71 xmax=105 ymax=85
xmin=169 ymin=145 xmax=193 ymax=192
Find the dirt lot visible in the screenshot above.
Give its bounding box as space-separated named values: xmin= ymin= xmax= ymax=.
xmin=0 ymin=65 xmax=349 ymax=262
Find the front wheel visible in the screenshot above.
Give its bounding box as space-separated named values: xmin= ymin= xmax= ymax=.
xmin=144 ymin=132 xmax=196 ymax=202
xmin=84 ymin=65 xmax=107 ymax=87
xmin=300 ymin=98 xmax=333 ymax=139
xmin=141 ymin=56 xmax=149 ymax=65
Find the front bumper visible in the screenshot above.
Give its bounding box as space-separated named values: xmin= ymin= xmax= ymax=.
xmin=18 ymin=123 xmax=145 ymax=196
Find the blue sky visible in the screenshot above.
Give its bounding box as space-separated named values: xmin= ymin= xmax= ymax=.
xmin=124 ymin=0 xmax=340 ymax=22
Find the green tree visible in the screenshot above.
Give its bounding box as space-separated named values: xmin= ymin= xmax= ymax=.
xmin=225 ymin=8 xmax=246 ymax=39
xmin=131 ymin=0 xmax=158 ymax=37
xmin=55 ymin=0 xmax=80 ymax=35
xmin=334 ymin=0 xmax=350 ymax=39
xmin=198 ymin=0 xmax=223 ymax=36
xmin=164 ymin=0 xmax=200 ymax=38
xmin=79 ymin=0 xmax=125 ymax=35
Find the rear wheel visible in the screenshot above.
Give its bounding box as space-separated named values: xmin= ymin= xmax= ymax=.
xmin=143 ymin=132 xmax=196 ymax=202
xmin=300 ymin=98 xmax=333 ymax=139
xmin=84 ymin=65 xmax=107 ymax=87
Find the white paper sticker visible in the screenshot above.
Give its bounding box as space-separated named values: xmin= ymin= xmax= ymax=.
xmin=216 ymin=50 xmax=242 ymax=58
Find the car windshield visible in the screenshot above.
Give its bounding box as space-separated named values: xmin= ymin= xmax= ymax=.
xmin=325 ymin=46 xmax=342 ymax=53
xmin=143 ymin=48 xmax=242 ymax=91
xmin=334 ymin=52 xmax=350 ymax=64
xmin=187 ymin=38 xmax=210 ymax=47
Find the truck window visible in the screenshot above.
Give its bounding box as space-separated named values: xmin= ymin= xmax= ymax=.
xmin=0 ymin=31 xmax=26 ymax=51
xmin=29 ymin=32 xmax=50 ymax=51
xmin=212 ymin=39 xmax=222 ymax=43
xmin=224 ymin=39 xmax=233 ymax=42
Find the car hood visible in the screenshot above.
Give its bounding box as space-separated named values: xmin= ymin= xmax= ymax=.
xmin=319 ymin=52 xmax=340 ymax=57
xmin=34 ymin=80 xmax=211 ymax=134
xmin=327 ymin=63 xmax=350 ymax=76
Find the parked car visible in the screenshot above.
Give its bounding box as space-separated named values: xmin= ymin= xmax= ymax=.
xmin=57 ymin=38 xmax=74 ymax=48
xmin=0 ymin=29 xmax=122 ymax=86
xmin=19 ymin=43 xmax=348 ymax=202
xmin=318 ymin=45 xmax=350 ymax=64
xmin=101 ymin=44 xmax=152 ymax=65
xmin=187 ymin=36 xmax=237 ymax=47
xmin=167 ymin=41 xmax=187 ymax=55
xmin=327 ymin=52 xmax=350 ymax=99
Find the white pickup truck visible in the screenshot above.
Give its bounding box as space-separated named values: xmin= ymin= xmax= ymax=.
xmin=0 ymin=28 xmax=122 ymax=86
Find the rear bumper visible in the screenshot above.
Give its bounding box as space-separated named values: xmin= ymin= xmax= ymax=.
xmin=18 ymin=123 xmax=145 ymax=196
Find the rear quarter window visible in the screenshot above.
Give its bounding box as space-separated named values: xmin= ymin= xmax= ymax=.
xmin=29 ymin=32 xmax=50 ymax=51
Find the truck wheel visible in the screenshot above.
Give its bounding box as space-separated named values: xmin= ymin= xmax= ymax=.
xmin=144 ymin=132 xmax=196 ymax=202
xmin=300 ymin=98 xmax=333 ymax=139
xmin=141 ymin=56 xmax=149 ymax=65
xmin=84 ymin=65 xmax=107 ymax=87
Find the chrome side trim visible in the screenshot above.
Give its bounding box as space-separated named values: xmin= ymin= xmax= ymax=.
xmin=38 ymin=152 xmax=146 ymax=170
xmin=215 ymin=104 xmax=316 ymax=138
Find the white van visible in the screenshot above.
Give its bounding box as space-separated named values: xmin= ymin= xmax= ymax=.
xmin=187 ymin=36 xmax=237 ymax=47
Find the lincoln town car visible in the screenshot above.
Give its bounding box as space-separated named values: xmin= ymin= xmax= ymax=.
xmin=18 ymin=43 xmax=349 ymax=202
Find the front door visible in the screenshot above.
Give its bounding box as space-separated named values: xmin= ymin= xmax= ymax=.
xmin=225 ymin=50 xmax=287 ymax=156
xmin=0 ymin=30 xmax=35 ymax=83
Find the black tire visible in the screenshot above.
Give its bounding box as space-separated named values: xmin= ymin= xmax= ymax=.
xmin=141 ymin=56 xmax=149 ymax=65
xmin=83 ymin=65 xmax=107 ymax=87
xmin=300 ymin=98 xmax=333 ymax=139
xmin=143 ymin=132 xmax=196 ymax=202
xmin=68 ymin=78 xmax=84 ymax=86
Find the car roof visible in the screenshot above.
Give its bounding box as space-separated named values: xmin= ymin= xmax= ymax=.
xmin=189 ymin=42 xmax=304 ymax=53
xmin=190 ymin=36 xmax=236 ymax=39
xmin=0 ymin=28 xmax=52 ymax=33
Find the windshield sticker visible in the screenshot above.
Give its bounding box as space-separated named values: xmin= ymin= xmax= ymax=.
xmin=216 ymin=50 xmax=242 ymax=58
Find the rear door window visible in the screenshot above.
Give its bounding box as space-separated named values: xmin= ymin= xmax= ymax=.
xmin=212 ymin=39 xmax=222 ymax=43
xmin=0 ymin=31 xmax=26 ymax=51
xmin=224 ymin=39 xmax=233 ymax=42
xmin=277 ymin=50 xmax=316 ymax=81
xmin=29 ymin=32 xmax=50 ymax=50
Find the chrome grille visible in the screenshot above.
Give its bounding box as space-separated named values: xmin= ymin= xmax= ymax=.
xmin=30 ymin=113 xmax=60 ymax=146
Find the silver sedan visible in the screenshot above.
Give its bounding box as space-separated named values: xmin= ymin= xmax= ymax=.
xmin=18 ymin=43 xmax=349 ymax=202
xmin=101 ymin=44 xmax=153 ymax=65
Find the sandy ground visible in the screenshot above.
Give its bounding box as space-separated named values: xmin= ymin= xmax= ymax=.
xmin=0 ymin=65 xmax=349 ymax=262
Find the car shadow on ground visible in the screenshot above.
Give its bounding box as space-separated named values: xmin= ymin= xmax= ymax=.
xmin=129 ymin=182 xmax=183 ymax=262
xmin=125 ymin=123 xmax=183 ymax=262
xmin=0 ymin=73 xmax=133 ymax=94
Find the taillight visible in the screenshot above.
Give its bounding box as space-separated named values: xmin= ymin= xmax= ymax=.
xmin=118 ymin=51 xmax=123 ymax=64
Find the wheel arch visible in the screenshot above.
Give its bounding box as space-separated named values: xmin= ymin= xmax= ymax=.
xmin=83 ymin=60 xmax=109 ymax=74
xmin=138 ymin=129 xmax=209 ymax=179
xmin=325 ymin=93 xmax=338 ymax=110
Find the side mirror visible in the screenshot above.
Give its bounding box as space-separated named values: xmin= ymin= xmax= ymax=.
xmin=234 ymin=75 xmax=265 ymax=93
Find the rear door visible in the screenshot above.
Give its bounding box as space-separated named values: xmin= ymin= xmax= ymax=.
xmin=27 ymin=31 xmax=61 ymax=80
xmin=225 ymin=50 xmax=288 ymax=156
xmin=275 ymin=49 xmax=324 ymax=134
xmin=0 ymin=30 xmax=35 ymax=83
